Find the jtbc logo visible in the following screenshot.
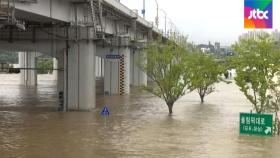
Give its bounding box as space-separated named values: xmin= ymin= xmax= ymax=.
xmin=248 ymin=9 xmax=269 ymax=20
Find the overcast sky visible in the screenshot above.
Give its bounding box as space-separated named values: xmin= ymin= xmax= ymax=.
xmin=120 ymin=0 xmax=280 ymax=46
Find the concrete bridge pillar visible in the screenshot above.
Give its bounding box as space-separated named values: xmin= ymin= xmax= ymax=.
xmin=148 ymin=28 xmax=153 ymax=42
xmin=131 ymin=18 xmax=137 ymax=40
xmin=104 ymin=47 xmax=130 ymax=95
xmin=18 ymin=52 xmax=37 ymax=86
xmin=67 ymin=41 xmax=96 ymax=111
xmin=53 ymin=58 xmax=58 ymax=80
xmin=130 ymin=50 xmax=147 ymax=86
xmin=128 ymin=18 xmax=148 ymax=87
xmin=56 ymin=53 xmax=64 ymax=93
xmin=95 ymin=56 xmax=103 ymax=78
xmin=147 ymin=27 xmax=153 ymax=84
xmin=104 ymin=50 xmax=120 ymax=95
xmin=139 ymin=51 xmax=147 ymax=86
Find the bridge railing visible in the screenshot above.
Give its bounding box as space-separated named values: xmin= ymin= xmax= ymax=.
xmin=0 ymin=0 xmax=15 ymax=23
xmin=0 ymin=0 xmax=27 ymax=30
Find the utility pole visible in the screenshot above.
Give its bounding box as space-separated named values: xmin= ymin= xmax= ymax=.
xmin=159 ymin=8 xmax=167 ymax=36
xmin=142 ymin=0 xmax=145 ymax=19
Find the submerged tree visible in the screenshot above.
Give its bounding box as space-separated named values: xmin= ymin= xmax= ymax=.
xmin=232 ymin=32 xmax=280 ymax=114
xmin=231 ymin=31 xmax=280 ymax=135
xmin=187 ymin=53 xmax=225 ymax=103
xmin=141 ymin=36 xmax=190 ymax=114
xmin=269 ymin=79 xmax=280 ymax=135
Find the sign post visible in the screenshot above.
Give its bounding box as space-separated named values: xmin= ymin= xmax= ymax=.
xmin=101 ymin=106 xmax=110 ymax=127
xmin=240 ymin=113 xmax=273 ymax=137
xmin=101 ymin=106 xmax=110 ymax=116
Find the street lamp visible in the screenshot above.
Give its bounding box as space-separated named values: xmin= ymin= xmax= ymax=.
xmin=142 ymin=0 xmax=146 ymax=19
xmin=154 ymin=0 xmax=159 ymax=28
xmin=159 ymin=8 xmax=167 ymax=36
xmin=168 ymin=18 xmax=176 ymax=31
xmin=165 ymin=17 xmax=177 ymax=37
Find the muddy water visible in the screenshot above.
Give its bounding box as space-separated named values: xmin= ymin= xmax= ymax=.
xmin=0 ymin=74 xmax=279 ymax=158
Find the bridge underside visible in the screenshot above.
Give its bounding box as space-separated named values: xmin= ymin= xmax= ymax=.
xmin=0 ymin=0 xmax=157 ymax=111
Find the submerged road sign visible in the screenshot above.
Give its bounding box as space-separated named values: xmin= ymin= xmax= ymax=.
xmin=240 ymin=113 xmax=273 ymax=137
xmin=101 ymin=106 xmax=110 ymax=116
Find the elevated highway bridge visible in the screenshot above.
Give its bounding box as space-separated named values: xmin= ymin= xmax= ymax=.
xmin=0 ymin=0 xmax=161 ymax=111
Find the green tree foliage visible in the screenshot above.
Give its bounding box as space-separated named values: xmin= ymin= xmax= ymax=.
xmin=187 ymin=53 xmax=225 ymax=103
xmin=232 ymin=32 xmax=280 ymax=114
xmin=36 ymin=58 xmax=53 ymax=74
xmin=141 ymin=37 xmax=190 ymax=114
xmin=269 ymin=81 xmax=280 ymax=135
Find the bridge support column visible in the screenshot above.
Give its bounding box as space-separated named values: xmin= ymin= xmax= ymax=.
xmin=130 ymin=50 xmax=147 ymax=86
xmin=19 ymin=52 xmax=37 ymax=86
xmin=67 ymin=41 xmax=96 ymax=111
xmin=139 ymin=51 xmax=147 ymax=86
xmin=95 ymin=56 xmax=102 ymax=78
xmin=104 ymin=47 xmax=130 ymax=95
xmin=147 ymin=28 xmax=153 ymax=84
xmin=53 ymin=58 xmax=58 ymax=80
xmin=104 ymin=52 xmax=119 ymax=95
xmin=56 ymin=53 xmax=64 ymax=93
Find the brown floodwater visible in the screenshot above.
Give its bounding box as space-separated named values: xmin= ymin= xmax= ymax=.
xmin=0 ymin=74 xmax=279 ymax=158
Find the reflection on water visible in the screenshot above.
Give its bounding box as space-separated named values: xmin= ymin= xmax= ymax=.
xmin=0 ymin=74 xmax=58 ymax=111
xmin=0 ymin=74 xmax=279 ymax=158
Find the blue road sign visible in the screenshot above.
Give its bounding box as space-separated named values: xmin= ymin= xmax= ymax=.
xmin=101 ymin=106 xmax=110 ymax=116
xmin=106 ymin=55 xmax=121 ymax=59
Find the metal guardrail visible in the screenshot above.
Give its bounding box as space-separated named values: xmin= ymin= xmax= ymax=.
xmin=16 ymin=0 xmax=37 ymax=3
xmin=0 ymin=0 xmax=28 ymax=30
xmin=0 ymin=0 xmax=15 ymax=23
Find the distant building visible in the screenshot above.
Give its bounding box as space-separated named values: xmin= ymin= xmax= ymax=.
xmin=214 ymin=42 xmax=220 ymax=54
xmin=197 ymin=41 xmax=215 ymax=53
xmin=239 ymin=30 xmax=269 ymax=41
xmin=239 ymin=30 xmax=280 ymax=43
xmin=220 ymin=46 xmax=234 ymax=56
xmin=196 ymin=42 xmax=234 ymax=57
xmin=271 ymin=29 xmax=280 ymax=41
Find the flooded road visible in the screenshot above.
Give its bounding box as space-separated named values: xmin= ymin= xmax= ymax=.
xmin=0 ymin=74 xmax=279 ymax=158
